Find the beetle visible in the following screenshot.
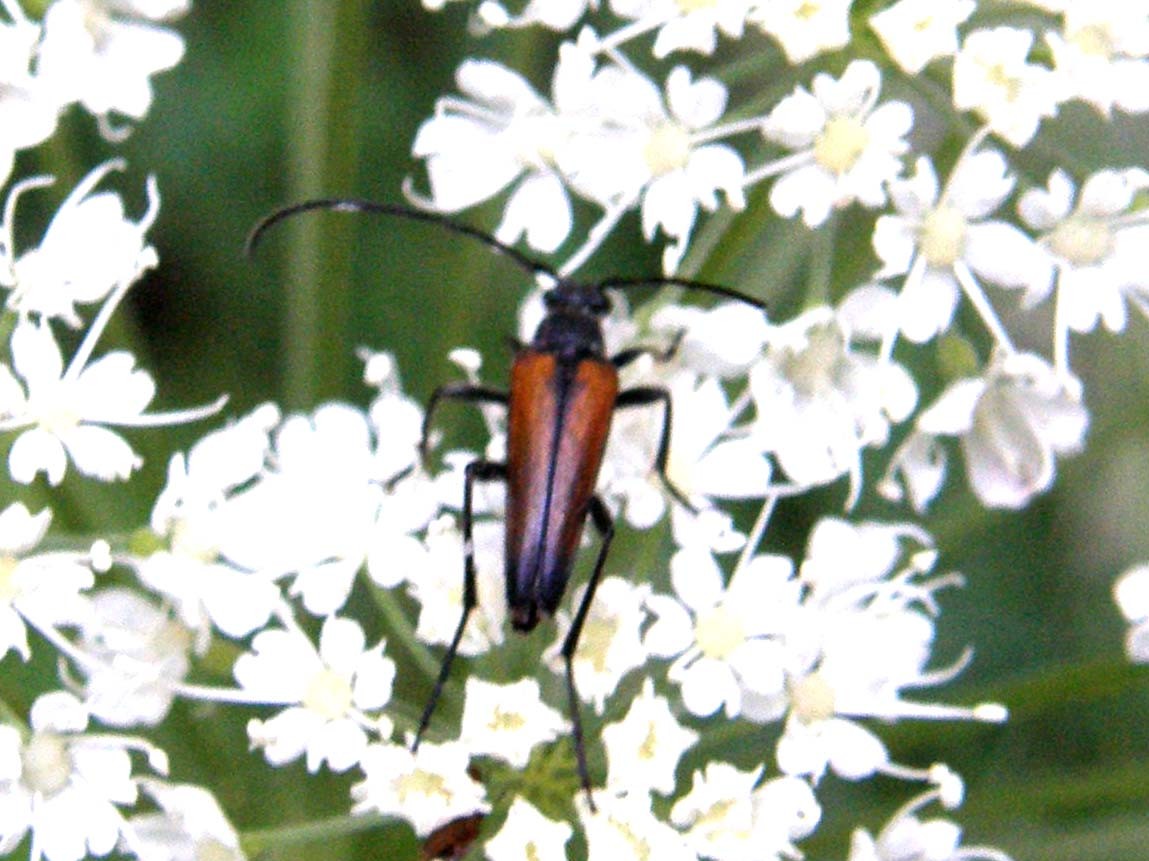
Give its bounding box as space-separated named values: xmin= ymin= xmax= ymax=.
xmin=248 ymin=199 xmax=767 ymax=801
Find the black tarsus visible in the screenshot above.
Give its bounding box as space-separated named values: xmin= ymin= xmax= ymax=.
xmin=412 ymin=458 xmax=507 ymax=753
xmin=561 ymin=493 xmax=615 ymax=813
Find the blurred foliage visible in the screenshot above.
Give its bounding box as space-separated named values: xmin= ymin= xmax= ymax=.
xmin=5 ymin=1 xmax=1149 ymax=860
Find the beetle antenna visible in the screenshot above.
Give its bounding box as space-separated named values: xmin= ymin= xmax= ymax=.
xmin=246 ymin=198 xmax=559 ymax=282
xmin=598 ymin=276 xmax=767 ymax=312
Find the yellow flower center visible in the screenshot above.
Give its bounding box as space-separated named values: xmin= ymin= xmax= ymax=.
xmin=797 ymin=1 xmax=821 ymax=20
xmin=608 ymin=815 xmax=652 ymax=861
xmin=813 ymin=115 xmax=870 ymax=175
xmin=638 ymin=720 xmax=659 ymax=761
xmin=676 ymin=0 xmax=717 ymax=11
xmin=643 ymin=123 xmax=692 ymax=177
xmin=1050 ymin=215 xmax=1113 ymax=266
xmin=196 ymin=839 xmax=239 ymax=861
xmin=1069 ymin=23 xmax=1113 ymax=59
xmin=694 ymin=605 xmax=745 ymax=660
xmin=513 ymin=112 xmax=563 ymax=170
xmin=30 ymin=382 xmax=81 ymax=435
xmin=694 ymin=798 xmax=742 ymax=836
xmin=919 ymin=204 xmax=968 ymax=267
xmin=170 ymin=518 xmax=221 ymax=563
xmin=780 ymin=323 xmax=845 ymax=398
xmin=0 ymin=556 xmax=19 ymax=603
xmin=21 ymin=733 xmax=73 ymax=797
xmin=302 ymin=669 xmax=354 ymax=720
xmin=486 ymin=706 xmax=526 ymax=733
xmin=397 ymin=769 xmax=450 ymax=803
xmin=983 ymin=61 xmax=1023 ymax=103
xmin=578 ymin=613 xmax=618 ymax=672
xmin=789 ymin=672 xmax=836 ymax=723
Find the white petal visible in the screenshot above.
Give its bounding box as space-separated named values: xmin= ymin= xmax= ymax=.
xmin=496 ymin=172 xmax=572 ymax=254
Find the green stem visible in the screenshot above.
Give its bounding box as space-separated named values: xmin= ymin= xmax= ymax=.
xmin=283 ymin=0 xmax=369 ymax=408
xmin=240 ymin=811 xmax=389 ymax=855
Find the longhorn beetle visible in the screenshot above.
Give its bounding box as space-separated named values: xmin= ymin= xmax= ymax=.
xmin=248 ymin=200 xmax=767 ymax=803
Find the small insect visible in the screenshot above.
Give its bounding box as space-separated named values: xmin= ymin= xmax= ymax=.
xmin=248 ymin=200 xmax=766 ymax=803
xmin=420 ymin=812 xmax=485 ymax=860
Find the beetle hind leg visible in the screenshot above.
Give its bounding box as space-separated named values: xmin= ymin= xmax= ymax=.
xmin=560 ymin=494 xmax=615 ymax=811
xmin=413 ymin=458 xmax=507 ymax=751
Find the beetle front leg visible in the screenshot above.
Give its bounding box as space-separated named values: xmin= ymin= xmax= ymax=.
xmin=413 ymin=458 xmax=507 ymax=752
xmin=561 ymin=494 xmax=615 ymax=811
xmin=615 ymin=385 xmax=696 ymax=511
xmin=610 ymin=328 xmax=685 ymax=370
xmin=420 ymin=384 xmax=508 ymax=467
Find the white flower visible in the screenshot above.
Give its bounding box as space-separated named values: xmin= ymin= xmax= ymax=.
xmin=1018 ymin=167 xmax=1149 ymax=335
xmin=751 ymin=775 xmax=822 ymax=858
xmin=740 ymin=520 xmax=1007 ymax=779
xmin=645 ymin=551 xmax=792 ymax=718
xmin=565 ymin=62 xmax=746 ymax=272
xmin=874 ymin=151 xmax=1052 ymax=343
xmin=868 ymin=0 xmax=976 ymax=75
xmin=0 ymin=8 xmax=61 ymax=185
xmin=748 ymin=302 xmax=917 ymax=494
xmin=458 ymin=676 xmax=568 ymax=768
xmin=649 ymin=300 xmax=770 ymax=378
xmin=1114 ymin=564 xmax=1149 ymax=663
xmin=36 ymin=0 xmax=188 ymax=130
xmin=235 ymin=616 xmax=396 ymax=773
xmin=759 ymin=60 xmax=913 ymax=228
xmin=483 ymin=796 xmax=572 ymax=861
xmin=129 ymin=781 xmax=245 ymax=861
xmin=75 ymin=587 xmax=194 ymax=728
xmin=577 ymin=789 xmax=697 ymax=861
xmin=1046 ymin=2 xmax=1149 ymax=116
xmin=2 ymin=161 xmax=159 ymax=324
xmin=476 ymin=0 xmax=595 ymax=31
xmin=916 ymin=352 xmax=1088 ymax=509
xmin=602 ymin=368 xmax=772 ymax=528
xmin=545 ymin=576 xmax=651 ymax=714
xmin=409 ymin=515 xmax=506 ymax=656
xmin=847 ymin=782 xmax=1013 ymax=861
xmin=137 ymin=405 xmax=283 ymax=641
xmin=0 ymin=501 xmax=94 ymax=661
xmin=351 ymin=741 xmax=489 ymax=838
xmin=607 ymin=0 xmax=757 ymax=58
xmin=601 ymin=676 xmax=698 ymax=796
xmin=0 ymin=691 xmax=167 ymax=861
xmin=876 ymin=428 xmax=948 ymax=513
xmin=410 ymin=54 xmax=583 ymax=253
xmin=669 ymin=761 xmax=761 ymax=859
xmin=952 ymin=27 xmax=1061 ymax=147
xmin=750 ymin=0 xmax=853 ymax=64
xmin=0 ymin=316 xmax=223 ymax=484
xmin=219 ymin=404 xmax=388 ymax=615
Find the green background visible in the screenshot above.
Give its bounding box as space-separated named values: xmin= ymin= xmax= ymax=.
xmin=5 ymin=1 xmax=1149 ymax=859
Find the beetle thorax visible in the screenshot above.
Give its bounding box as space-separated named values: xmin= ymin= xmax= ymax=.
xmin=531 ymin=306 xmax=606 ymax=360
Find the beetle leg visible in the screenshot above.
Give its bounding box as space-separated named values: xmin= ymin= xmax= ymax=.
xmin=560 ymin=493 xmax=614 ymax=812
xmin=614 ymin=386 xmax=697 ymax=512
xmin=420 ymin=384 xmax=508 ymax=467
xmin=610 ymin=328 xmax=685 ymax=369
xmin=413 ymin=458 xmax=507 ymax=752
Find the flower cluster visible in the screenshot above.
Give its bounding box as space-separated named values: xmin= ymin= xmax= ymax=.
xmin=4 ymin=0 xmax=1149 ymax=860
